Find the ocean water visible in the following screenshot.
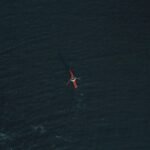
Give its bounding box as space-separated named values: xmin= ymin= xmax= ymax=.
xmin=0 ymin=1 xmax=150 ymax=149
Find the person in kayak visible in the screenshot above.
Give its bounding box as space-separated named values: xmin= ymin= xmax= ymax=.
xmin=67 ymin=69 xmax=79 ymax=89
xmin=58 ymin=52 xmax=79 ymax=89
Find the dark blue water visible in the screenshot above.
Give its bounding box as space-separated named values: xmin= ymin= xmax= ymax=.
xmin=0 ymin=1 xmax=150 ymax=149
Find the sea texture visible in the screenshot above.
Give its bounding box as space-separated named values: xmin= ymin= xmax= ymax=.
xmin=0 ymin=1 xmax=150 ymax=150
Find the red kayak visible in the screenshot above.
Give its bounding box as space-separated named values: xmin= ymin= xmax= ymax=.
xmin=67 ymin=69 xmax=79 ymax=89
